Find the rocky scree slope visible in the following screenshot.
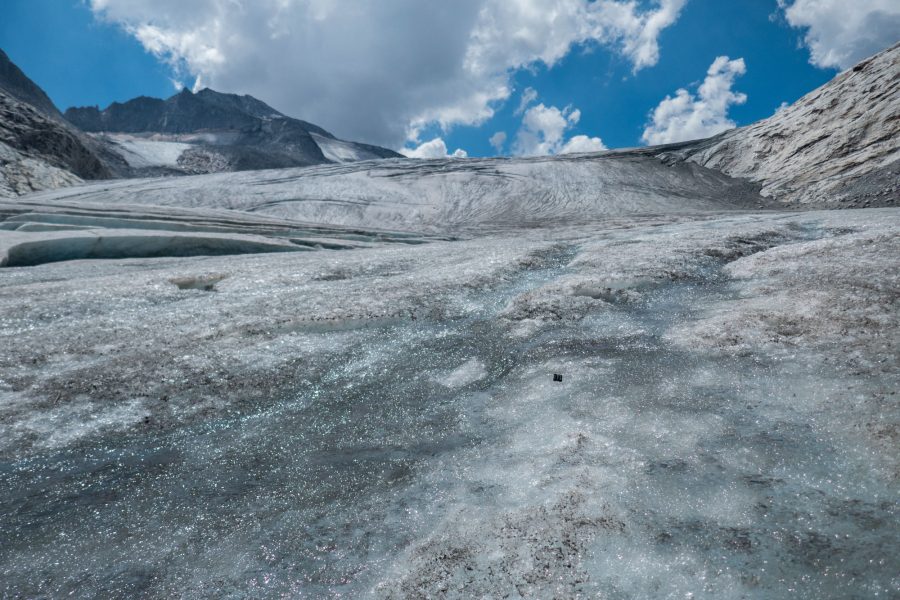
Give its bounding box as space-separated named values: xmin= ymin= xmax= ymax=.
xmin=662 ymin=42 xmax=900 ymax=207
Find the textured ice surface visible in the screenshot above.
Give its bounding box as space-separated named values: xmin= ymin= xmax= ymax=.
xmin=1 ymin=209 xmax=897 ymax=598
xmin=0 ymin=196 xmax=445 ymax=266
xmin=1 ymin=46 xmax=895 ymax=597
xmin=22 ymin=152 xmax=764 ymax=232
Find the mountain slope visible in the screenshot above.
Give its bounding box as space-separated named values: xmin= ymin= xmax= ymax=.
xmin=0 ymin=49 xmax=117 ymax=197
xmin=0 ymin=90 xmax=113 ymax=198
xmin=0 ymin=134 xmax=83 ymax=198
xmin=0 ymin=49 xmax=63 ymax=120
xmin=1 ymin=50 xmax=402 ymax=192
xmin=662 ymin=42 xmax=900 ymax=207
xmin=5 ymin=43 xmax=896 ymax=208
xmin=65 ymin=88 xmax=403 ymax=174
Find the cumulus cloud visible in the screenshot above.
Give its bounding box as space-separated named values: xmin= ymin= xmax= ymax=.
xmin=88 ymin=0 xmax=687 ymax=147
xmin=489 ymin=131 xmax=507 ymax=153
xmin=465 ymin=0 xmax=687 ymax=76
xmin=559 ymin=135 xmax=607 ymax=154
xmin=641 ymin=56 xmax=747 ymax=145
xmin=403 ymin=138 xmax=468 ymax=159
xmin=778 ymin=0 xmax=900 ymax=70
xmin=514 ymin=103 xmax=575 ymax=156
xmin=513 ymin=102 xmax=605 ymax=156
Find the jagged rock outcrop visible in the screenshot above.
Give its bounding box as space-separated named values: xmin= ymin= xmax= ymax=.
xmin=664 ymin=42 xmax=899 ymax=207
xmin=0 ymin=92 xmax=110 ymax=178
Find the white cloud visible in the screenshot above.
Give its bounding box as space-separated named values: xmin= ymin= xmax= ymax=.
xmin=489 ymin=131 xmax=507 ymax=153
xmin=403 ymin=138 xmax=468 ymax=159
xmin=641 ymin=56 xmax=747 ymax=145
xmin=514 ymin=103 xmax=573 ymax=156
xmin=88 ymin=0 xmax=687 ymax=147
xmin=515 ymin=87 xmax=539 ymax=115
xmin=778 ymin=0 xmax=900 ymax=70
xmin=465 ymin=0 xmax=687 ymax=76
xmin=559 ymin=135 xmax=607 ymax=154
xmin=513 ymin=101 xmax=605 ymax=156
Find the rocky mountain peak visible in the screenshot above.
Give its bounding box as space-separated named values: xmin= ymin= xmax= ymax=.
xmin=0 ymin=48 xmax=63 ymax=120
xmin=62 ymin=85 xmax=402 ymax=172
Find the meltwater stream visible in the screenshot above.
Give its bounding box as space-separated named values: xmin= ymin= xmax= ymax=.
xmin=1 ymin=239 xmax=897 ymax=598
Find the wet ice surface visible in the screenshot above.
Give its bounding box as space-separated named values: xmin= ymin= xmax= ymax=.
xmin=1 ymin=209 xmax=898 ymax=598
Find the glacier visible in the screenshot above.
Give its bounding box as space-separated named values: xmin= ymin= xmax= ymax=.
xmin=0 ymin=42 xmax=898 ymax=600
xmin=1 ymin=205 xmax=897 ymax=598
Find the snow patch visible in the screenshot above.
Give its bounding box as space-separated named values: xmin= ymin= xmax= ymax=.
xmin=105 ymin=134 xmax=193 ymax=168
xmin=311 ymin=133 xmax=385 ymax=163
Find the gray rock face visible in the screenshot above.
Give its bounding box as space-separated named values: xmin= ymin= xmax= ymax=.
xmin=0 ymin=49 xmax=119 ymax=196
xmin=0 ymin=91 xmax=111 ymax=197
xmin=65 ymin=87 xmax=403 ymax=173
xmin=66 ymin=87 xmax=331 ymax=137
xmin=664 ymin=42 xmax=900 ymax=207
xmin=0 ymin=140 xmax=83 ymax=198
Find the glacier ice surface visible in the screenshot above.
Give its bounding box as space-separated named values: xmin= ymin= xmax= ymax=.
xmin=0 ymin=207 xmax=897 ymax=598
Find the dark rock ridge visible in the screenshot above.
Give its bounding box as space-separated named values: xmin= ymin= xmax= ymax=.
xmin=66 ymin=87 xmax=330 ymax=136
xmin=65 ymin=87 xmax=403 ymax=172
xmin=0 ymin=48 xmax=63 ymax=120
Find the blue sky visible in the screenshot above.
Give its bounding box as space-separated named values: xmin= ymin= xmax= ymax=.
xmin=448 ymin=1 xmax=835 ymax=154
xmin=1 ymin=1 xmax=175 ymax=111
xmin=1 ymin=1 xmax=893 ymax=156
